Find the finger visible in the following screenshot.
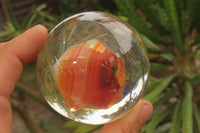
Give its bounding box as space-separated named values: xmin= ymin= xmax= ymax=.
xmin=8 ymin=24 xmax=48 ymax=65
xmin=0 ymin=25 xmax=47 ymax=133
xmin=0 ymin=97 xmax=12 ymax=133
xmin=0 ymin=25 xmax=47 ymax=98
xmin=100 ymin=99 xmax=153 ymax=133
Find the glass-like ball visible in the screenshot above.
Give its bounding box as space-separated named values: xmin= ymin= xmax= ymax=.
xmin=37 ymin=11 xmax=149 ymax=125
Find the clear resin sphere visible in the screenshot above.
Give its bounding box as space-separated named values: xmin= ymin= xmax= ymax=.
xmin=37 ymin=11 xmax=149 ymax=125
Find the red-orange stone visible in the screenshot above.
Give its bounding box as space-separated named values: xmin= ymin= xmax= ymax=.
xmin=54 ymin=40 xmax=126 ymax=110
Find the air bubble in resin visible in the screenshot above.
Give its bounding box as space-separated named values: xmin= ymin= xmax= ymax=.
xmin=37 ymin=11 xmax=149 ymax=125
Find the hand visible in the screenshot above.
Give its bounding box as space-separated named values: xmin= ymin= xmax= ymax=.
xmin=0 ymin=25 xmax=153 ymax=133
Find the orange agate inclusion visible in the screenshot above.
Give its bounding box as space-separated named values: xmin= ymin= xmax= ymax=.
xmin=54 ymin=39 xmax=126 ymax=110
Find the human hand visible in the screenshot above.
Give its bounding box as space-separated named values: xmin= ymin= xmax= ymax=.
xmin=0 ymin=25 xmax=153 ymax=133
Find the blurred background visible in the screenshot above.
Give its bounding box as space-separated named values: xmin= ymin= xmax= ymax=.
xmin=0 ymin=0 xmax=200 ymax=133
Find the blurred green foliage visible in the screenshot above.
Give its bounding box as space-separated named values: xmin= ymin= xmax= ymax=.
xmin=1 ymin=0 xmax=200 ymax=133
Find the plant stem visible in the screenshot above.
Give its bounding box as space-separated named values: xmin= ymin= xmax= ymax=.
xmin=16 ymin=83 xmax=51 ymax=110
xmin=15 ymin=82 xmax=65 ymax=120
xmin=174 ymin=29 xmax=198 ymax=77
xmin=11 ymin=98 xmax=43 ymax=133
xmin=0 ymin=0 xmax=10 ymax=21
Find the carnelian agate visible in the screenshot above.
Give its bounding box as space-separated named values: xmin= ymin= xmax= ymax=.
xmin=54 ymin=39 xmax=126 ymax=110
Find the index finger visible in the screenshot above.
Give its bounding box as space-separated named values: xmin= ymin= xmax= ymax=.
xmin=0 ymin=25 xmax=47 ymax=133
xmin=0 ymin=25 xmax=48 ymax=98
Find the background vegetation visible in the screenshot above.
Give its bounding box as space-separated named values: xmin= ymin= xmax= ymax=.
xmin=0 ymin=0 xmax=200 ymax=132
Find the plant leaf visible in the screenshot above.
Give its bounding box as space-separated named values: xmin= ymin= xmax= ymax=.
xmin=169 ymin=100 xmax=182 ymax=133
xmin=175 ymin=0 xmax=186 ymax=37
xmin=152 ymin=88 xmax=176 ymax=109
xmin=64 ymin=121 xmax=81 ymax=128
xmin=141 ymin=124 xmax=147 ymax=133
xmin=193 ymin=35 xmax=200 ymax=46
xmin=160 ymin=53 xmax=174 ymax=62
xmin=64 ymin=121 xmax=101 ymax=133
xmin=42 ymin=125 xmax=66 ymax=133
xmin=0 ymin=30 xmax=16 ymax=42
xmin=114 ymin=0 xmax=169 ymax=44
xmin=146 ymin=104 xmax=174 ymax=133
xmin=22 ymin=11 xmax=38 ymax=28
xmin=21 ymin=11 xmax=37 ymax=28
xmin=5 ymin=1 xmax=20 ymax=30
xmin=182 ymin=82 xmax=193 ymax=133
xmin=144 ymin=75 xmax=175 ymax=102
xmin=22 ymin=4 xmax=48 ymax=28
xmin=186 ymin=0 xmax=200 ymax=29
xmin=193 ymin=106 xmax=200 ymax=132
xmin=189 ymin=74 xmax=200 ymax=85
xmin=140 ymin=35 xmax=169 ymax=54
xmin=164 ymin=0 xmax=185 ymax=52
xmin=15 ymin=83 xmax=52 ymax=111
xmin=144 ymin=76 xmax=160 ymax=95
xmin=36 ymin=11 xmax=57 ymax=23
xmin=148 ymin=76 xmax=160 ymax=83
xmin=74 ymin=124 xmax=101 ymax=133
xmin=150 ymin=1 xmax=170 ymax=32
xmin=134 ymin=0 xmax=168 ymax=33
xmin=150 ymin=63 xmax=172 ymax=71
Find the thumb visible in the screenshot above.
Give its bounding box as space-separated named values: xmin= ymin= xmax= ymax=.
xmin=100 ymin=99 xmax=153 ymax=133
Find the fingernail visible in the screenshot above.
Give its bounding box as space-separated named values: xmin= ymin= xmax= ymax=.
xmin=139 ymin=101 xmax=153 ymax=126
xmin=33 ymin=24 xmax=47 ymax=30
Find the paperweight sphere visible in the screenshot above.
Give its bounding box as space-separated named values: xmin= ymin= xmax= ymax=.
xmin=37 ymin=11 xmax=149 ymax=125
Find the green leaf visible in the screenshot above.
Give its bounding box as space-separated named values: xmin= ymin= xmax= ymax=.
xmin=36 ymin=11 xmax=57 ymax=23
xmin=182 ymin=82 xmax=193 ymax=133
xmin=42 ymin=125 xmax=66 ymax=133
xmin=118 ymin=15 xmax=128 ymax=22
xmin=164 ymin=0 xmax=185 ymax=52
xmin=190 ymin=74 xmax=200 ymax=85
xmin=5 ymin=1 xmax=20 ymax=30
xmin=134 ymin=0 xmax=168 ymax=33
xmin=193 ymin=106 xmax=200 ymax=132
xmin=186 ymin=0 xmax=200 ymax=29
xmin=114 ymin=0 xmax=169 ymax=44
xmin=150 ymin=63 xmax=171 ymax=71
xmin=144 ymin=76 xmax=160 ymax=95
xmin=184 ymin=71 xmax=196 ymax=79
xmin=150 ymin=1 xmax=170 ymax=32
xmin=144 ymin=75 xmax=175 ymax=102
xmin=74 ymin=124 xmax=100 ymax=133
xmin=146 ymin=104 xmax=174 ymax=133
xmin=196 ymin=49 xmax=200 ymax=60
xmin=21 ymin=11 xmax=37 ymax=28
xmin=64 ymin=121 xmax=101 ymax=133
xmin=148 ymin=76 xmax=160 ymax=83
xmin=193 ymin=35 xmax=200 ymax=46
xmin=161 ymin=53 xmax=174 ymax=62
xmin=169 ymin=100 xmax=182 ymax=133
xmin=152 ymin=88 xmax=176 ymax=109
xmin=141 ymin=124 xmax=147 ymax=133
xmin=140 ymin=35 xmax=169 ymax=54
xmin=0 ymin=30 xmax=16 ymax=42
xmin=15 ymin=83 xmax=52 ymax=111
xmin=175 ymin=0 xmax=186 ymax=36
xmin=64 ymin=121 xmax=81 ymax=128
xmin=140 ymin=35 xmax=159 ymax=50
xmin=22 ymin=4 xmax=47 ymax=28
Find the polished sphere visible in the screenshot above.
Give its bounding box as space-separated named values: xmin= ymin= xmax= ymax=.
xmin=37 ymin=11 xmax=149 ymax=125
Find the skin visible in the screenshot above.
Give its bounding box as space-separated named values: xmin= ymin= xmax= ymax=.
xmin=0 ymin=25 xmax=153 ymax=133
